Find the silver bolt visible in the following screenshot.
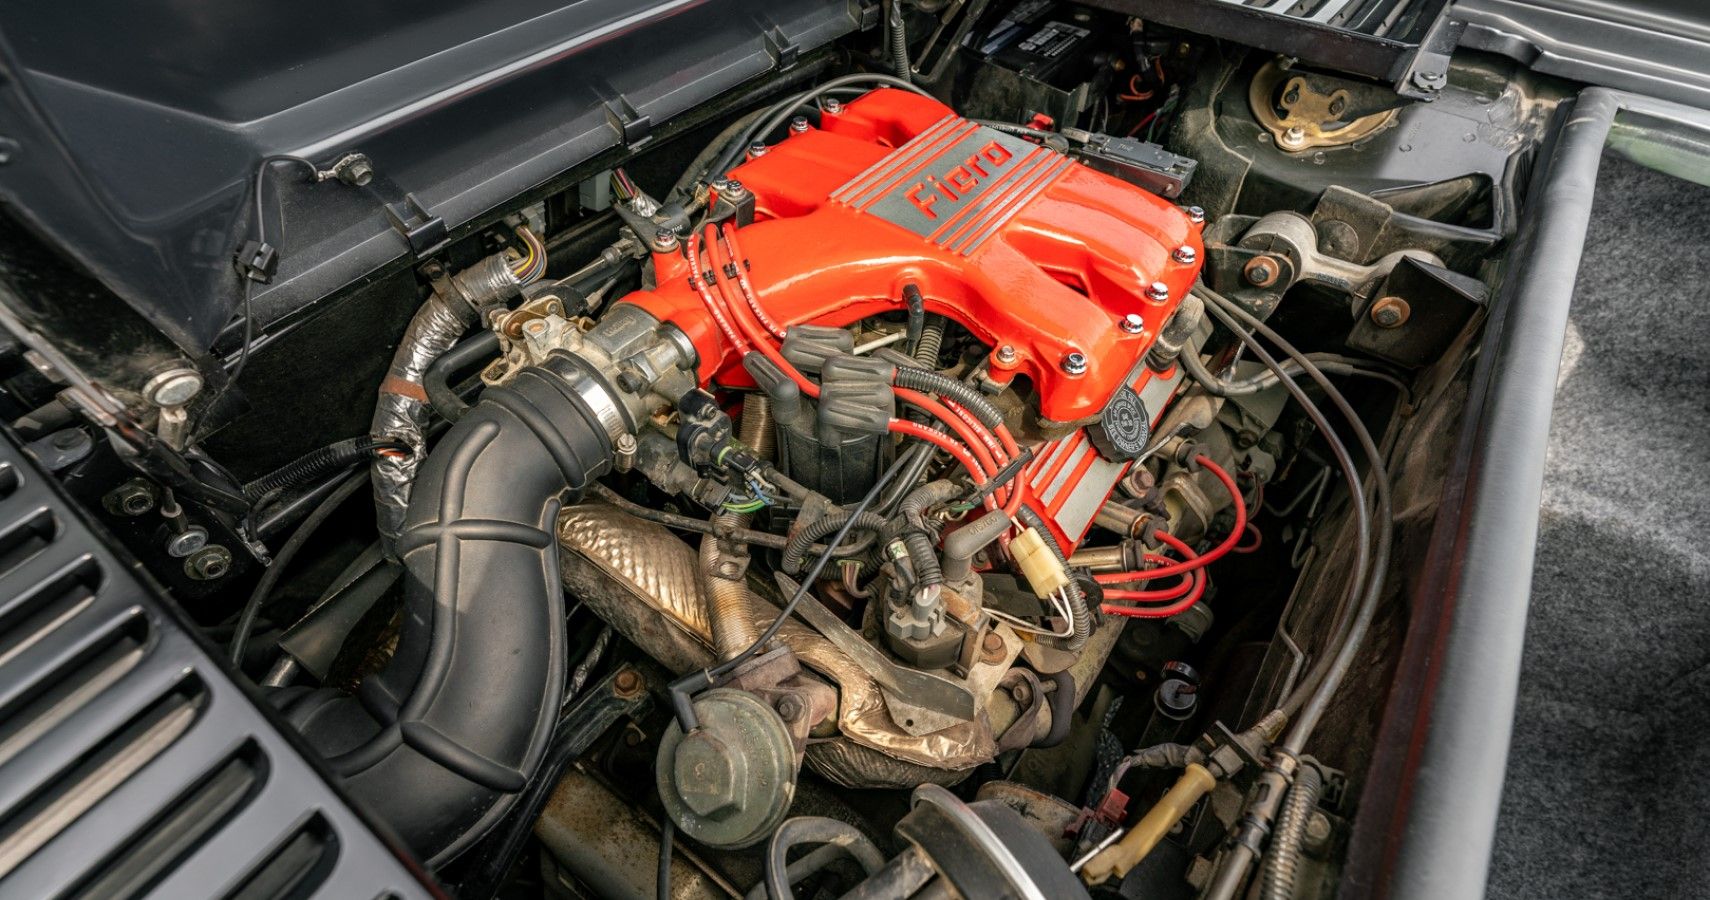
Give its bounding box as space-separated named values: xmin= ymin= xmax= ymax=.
xmin=1304 ymin=810 xmax=1334 ymax=854
xmin=724 ymin=180 xmax=748 ymax=198
xmin=747 ymin=141 xmax=768 ymax=158
xmin=823 ymin=98 xmax=844 ymax=115
xmin=652 ymin=228 xmax=678 ymax=251
xmin=789 ymin=116 xmax=810 ymax=134
xmin=165 ymin=526 xmax=209 ymax=558
xmin=1172 ymin=245 xmax=1197 ymax=264
xmin=1120 ymin=313 xmax=1145 ymax=334
xmin=1146 ymin=281 xmax=1170 ymax=302
xmin=1186 ymin=206 xmax=1205 ymax=224
xmin=142 ymin=368 xmax=204 ymax=408
xmin=995 ymin=345 xmax=1018 ymax=364
xmin=1062 ymin=352 xmax=1088 ymax=376
xmin=1282 ymin=126 xmax=1306 ymax=147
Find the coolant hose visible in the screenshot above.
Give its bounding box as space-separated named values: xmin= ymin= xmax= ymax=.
xmin=284 ymin=354 xmax=616 ymax=865
xmin=1260 ymin=763 xmax=1324 ymax=900
xmin=703 ymin=396 xmax=773 ymax=659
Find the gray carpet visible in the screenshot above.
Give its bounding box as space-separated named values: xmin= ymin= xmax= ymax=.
xmin=1487 ymin=155 xmax=1710 ymax=898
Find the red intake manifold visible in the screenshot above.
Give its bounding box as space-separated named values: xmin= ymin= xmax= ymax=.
xmin=622 ymin=88 xmax=1204 ymax=546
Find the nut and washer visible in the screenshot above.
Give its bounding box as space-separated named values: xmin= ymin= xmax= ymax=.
xmin=822 ymin=97 xmax=844 ymax=115
xmin=1172 ymin=245 xmax=1197 ymax=265
xmin=1146 ymin=281 xmax=1170 ymax=302
xmin=105 ymin=478 xmax=159 ymax=517
xmin=652 ymin=228 xmax=679 ymax=252
xmin=994 ymin=345 xmax=1018 ymax=365
xmin=788 ymin=116 xmax=810 ymax=134
xmin=184 ymin=545 xmax=233 ymax=581
xmin=1120 ymin=313 xmax=1146 ymax=334
xmin=746 ymin=141 xmax=768 ymax=158
xmin=1243 ymin=255 xmax=1282 ymax=288
xmin=1062 ymin=352 xmax=1088 ymax=376
xmin=142 ymin=368 xmax=204 ymax=408
xmin=1370 ymin=296 xmax=1411 ymax=328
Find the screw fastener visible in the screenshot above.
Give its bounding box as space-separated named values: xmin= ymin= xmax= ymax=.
xmin=995 ymin=345 xmax=1018 ymax=365
xmin=1146 ymin=281 xmax=1170 ymax=302
xmin=1370 ymin=296 xmax=1411 ymax=329
xmin=789 ymin=116 xmax=810 ymax=134
xmin=1172 ymin=245 xmax=1197 ymax=264
xmin=1186 ymin=205 xmax=1205 ymax=224
xmin=1121 ymin=313 xmax=1146 ymax=334
xmin=1062 ymin=352 xmax=1088 ymax=376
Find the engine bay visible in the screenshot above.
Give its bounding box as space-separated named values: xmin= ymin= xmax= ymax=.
xmin=0 ymin=1 xmax=1580 ymax=896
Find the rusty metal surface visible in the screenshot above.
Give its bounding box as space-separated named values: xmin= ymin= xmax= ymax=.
xmin=560 ymin=503 xmax=998 ymax=780
xmin=537 ymin=765 xmax=735 ymax=899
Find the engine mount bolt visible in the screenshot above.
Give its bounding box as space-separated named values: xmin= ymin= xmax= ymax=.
xmin=747 ymin=141 xmax=768 ymax=158
xmin=1186 ymin=205 xmax=1206 ymax=224
xmin=1281 ymin=125 xmax=1307 ymax=148
xmin=1370 ymin=295 xmax=1411 ymax=329
xmin=1120 ymin=313 xmax=1146 ymax=334
xmin=1172 ymin=245 xmax=1197 ymax=264
xmin=775 ymin=696 xmax=804 ymax=722
xmin=1062 ymin=352 xmax=1088 ymax=376
xmin=1243 ymin=255 xmax=1281 ymax=288
xmin=1146 ymin=281 xmax=1170 ymax=302
xmin=995 ymin=344 xmax=1018 ymax=365
xmin=823 ymin=97 xmax=844 ymax=115
xmin=789 ymin=116 xmax=810 ymax=134
xmin=612 ymin=668 xmax=644 ymax=698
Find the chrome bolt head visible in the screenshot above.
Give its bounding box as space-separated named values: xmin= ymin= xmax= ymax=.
xmin=747 ymin=141 xmax=768 ymax=158
xmin=143 ymin=368 xmax=204 ymax=408
xmin=1172 ymin=245 xmax=1197 ymax=264
xmin=1186 ymin=205 xmax=1205 ymax=224
xmin=789 ymin=116 xmax=810 ymax=134
xmin=1121 ymin=313 xmax=1146 ymax=334
xmin=1146 ymin=281 xmax=1170 ymax=302
xmin=1062 ymin=352 xmax=1088 ymax=376
xmin=995 ymin=345 xmax=1018 ymax=364
xmin=823 ymin=97 xmax=844 ymax=114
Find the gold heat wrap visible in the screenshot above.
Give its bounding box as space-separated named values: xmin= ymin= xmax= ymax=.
xmin=555 ymin=503 xmax=997 ymax=778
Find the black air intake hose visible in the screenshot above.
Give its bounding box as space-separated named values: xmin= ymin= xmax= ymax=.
xmin=281 ymin=354 xmax=617 ymax=865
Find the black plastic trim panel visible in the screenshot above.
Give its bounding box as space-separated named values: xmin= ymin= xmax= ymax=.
xmin=0 ymin=428 xmax=435 ymax=899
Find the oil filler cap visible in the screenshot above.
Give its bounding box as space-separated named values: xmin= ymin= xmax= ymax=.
xmin=1087 ymin=386 xmax=1149 ymax=461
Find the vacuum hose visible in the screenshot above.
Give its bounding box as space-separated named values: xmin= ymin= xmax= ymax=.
xmin=283 ymin=354 xmax=618 ymax=865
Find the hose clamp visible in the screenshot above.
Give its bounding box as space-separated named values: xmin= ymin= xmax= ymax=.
xmin=549 ymin=353 xmax=630 ymax=444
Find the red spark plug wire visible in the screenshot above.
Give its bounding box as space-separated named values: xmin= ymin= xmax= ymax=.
xmin=1101 ymin=532 xmax=1207 ymax=618
xmin=1094 ymin=455 xmax=1245 ymax=584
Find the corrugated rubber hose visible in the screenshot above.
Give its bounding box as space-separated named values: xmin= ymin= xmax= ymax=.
xmin=282 ymin=354 xmax=615 ymax=865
